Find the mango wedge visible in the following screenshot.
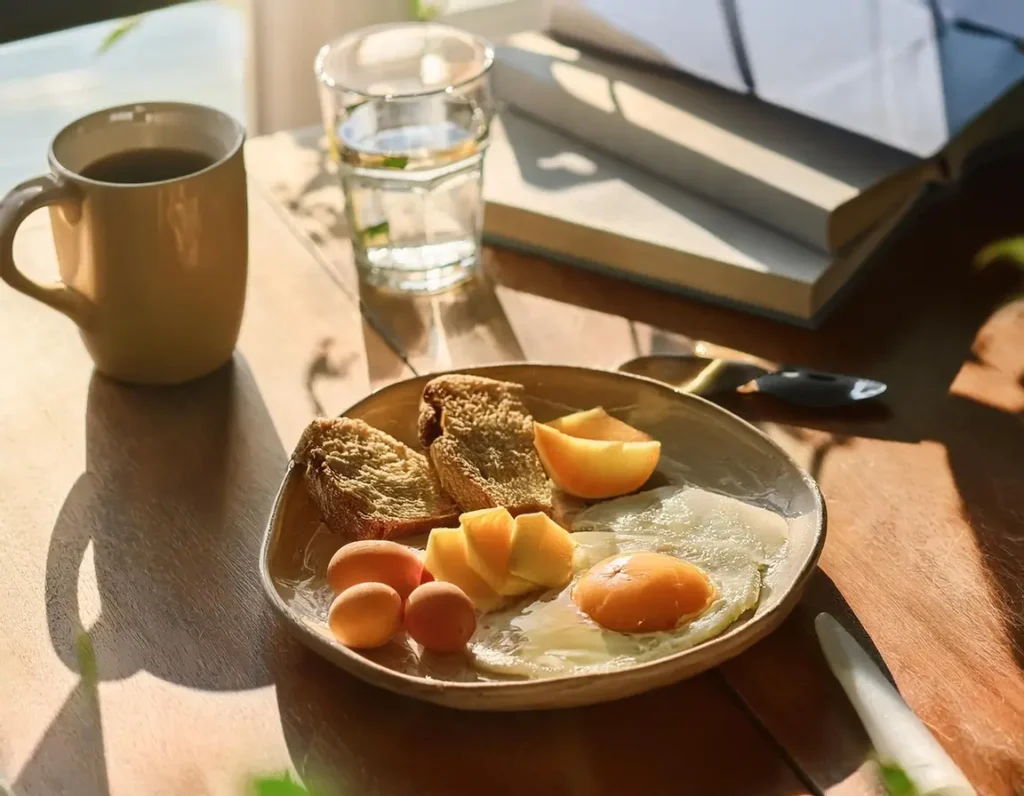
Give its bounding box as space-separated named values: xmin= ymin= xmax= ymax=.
xmin=534 ymin=422 xmax=660 ymax=499
xmin=424 ymin=527 xmax=505 ymax=612
xmin=547 ymin=407 xmax=653 ymax=443
xmin=508 ymin=512 xmax=575 ymax=589
xmin=460 ymin=507 xmax=536 ymax=597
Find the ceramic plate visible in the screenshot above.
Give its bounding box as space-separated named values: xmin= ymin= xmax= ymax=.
xmin=260 ymin=364 xmax=825 ymax=710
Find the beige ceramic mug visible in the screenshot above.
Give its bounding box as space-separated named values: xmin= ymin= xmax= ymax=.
xmin=0 ymin=102 xmax=248 ymax=385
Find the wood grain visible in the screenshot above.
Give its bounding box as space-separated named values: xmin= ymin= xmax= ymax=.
xmin=0 ymin=179 xmax=807 ymax=794
xmin=272 ymin=638 xmax=809 ymax=796
xmin=250 ymin=127 xmax=1024 ymax=795
xmin=0 ymin=186 xmax=407 ymax=795
xmin=244 ymin=129 xmax=697 ymax=373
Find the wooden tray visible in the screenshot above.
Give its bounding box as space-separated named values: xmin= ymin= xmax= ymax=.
xmin=260 ymin=364 xmax=825 ymax=710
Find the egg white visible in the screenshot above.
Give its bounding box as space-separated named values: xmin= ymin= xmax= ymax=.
xmin=468 ymin=486 xmax=788 ymax=679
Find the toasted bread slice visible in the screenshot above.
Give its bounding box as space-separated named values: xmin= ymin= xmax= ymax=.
xmin=293 ymin=417 xmax=459 ymax=540
xmin=418 ymin=374 xmax=552 ymax=514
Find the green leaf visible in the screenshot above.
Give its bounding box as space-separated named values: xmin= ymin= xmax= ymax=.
xmin=877 ymin=761 xmax=919 ymax=796
xmin=381 ymin=156 xmax=410 ymax=169
xmin=250 ymin=772 xmax=310 ymax=796
xmin=360 ymin=221 xmax=390 ymax=240
xmin=98 ymin=16 xmax=144 ymax=53
xmin=974 ymin=237 xmax=1024 ymax=269
xmin=411 ymin=0 xmax=441 ymax=21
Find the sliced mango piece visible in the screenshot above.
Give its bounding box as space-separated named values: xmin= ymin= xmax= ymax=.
xmin=508 ymin=512 xmax=575 ymax=589
xmin=496 ymin=574 xmax=538 ymax=597
xmin=460 ymin=508 xmax=513 ymax=590
xmin=424 ymin=527 xmax=505 ymax=612
xmin=547 ymin=407 xmax=653 ymax=443
xmin=461 ymin=507 xmax=537 ymax=597
xmin=534 ymin=422 xmax=661 ymax=499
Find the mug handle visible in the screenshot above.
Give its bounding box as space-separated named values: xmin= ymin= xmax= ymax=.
xmin=0 ymin=173 xmax=90 ymax=326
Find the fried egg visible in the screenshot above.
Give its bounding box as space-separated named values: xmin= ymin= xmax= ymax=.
xmin=469 ymin=486 xmax=788 ymax=678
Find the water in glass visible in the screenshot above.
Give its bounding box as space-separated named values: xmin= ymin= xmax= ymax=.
xmin=317 ymin=23 xmax=494 ymax=293
xmin=335 ymin=97 xmax=487 ymax=292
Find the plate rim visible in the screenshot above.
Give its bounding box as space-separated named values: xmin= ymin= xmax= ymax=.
xmin=259 ymin=363 xmax=827 ymax=704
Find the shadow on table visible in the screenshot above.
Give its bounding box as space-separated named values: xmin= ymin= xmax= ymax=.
xmin=357 ymin=269 xmax=526 ymax=375
xmin=16 ymin=355 xmax=286 ymax=796
xmin=723 ymin=568 xmax=890 ymax=794
xmin=271 ymin=636 xmax=809 ymax=796
xmin=495 ymin=153 xmax=1024 ymax=673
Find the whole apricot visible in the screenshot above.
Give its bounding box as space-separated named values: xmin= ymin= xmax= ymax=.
xmin=404 ymin=581 xmax=476 ymax=653
xmin=327 ymin=540 xmax=423 ymax=599
xmin=328 ymin=582 xmax=403 ymax=648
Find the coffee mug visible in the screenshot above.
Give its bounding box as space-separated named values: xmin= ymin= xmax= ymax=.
xmin=0 ymin=102 xmax=248 ymax=385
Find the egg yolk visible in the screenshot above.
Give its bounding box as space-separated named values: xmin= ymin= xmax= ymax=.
xmin=572 ymin=552 xmax=715 ymax=633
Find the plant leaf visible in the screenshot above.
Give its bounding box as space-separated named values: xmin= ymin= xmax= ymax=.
xmin=877 ymin=761 xmax=919 ymax=796
xmin=251 ymin=772 xmax=310 ymax=796
xmin=974 ymin=237 xmax=1024 ymax=269
xmin=98 ymin=16 xmax=144 ymax=54
xmin=381 ymin=155 xmax=410 ymax=169
xmin=411 ymin=0 xmax=441 ymax=21
xmin=360 ymin=221 xmax=390 ymax=240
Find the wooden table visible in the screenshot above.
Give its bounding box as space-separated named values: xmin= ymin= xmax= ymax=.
xmin=2 ymin=129 xmax=1023 ymax=796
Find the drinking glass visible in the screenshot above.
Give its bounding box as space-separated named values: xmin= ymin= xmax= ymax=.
xmin=315 ymin=23 xmax=494 ymax=293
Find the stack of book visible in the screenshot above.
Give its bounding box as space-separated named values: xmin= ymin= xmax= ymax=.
xmin=481 ymin=2 xmax=1024 ymax=325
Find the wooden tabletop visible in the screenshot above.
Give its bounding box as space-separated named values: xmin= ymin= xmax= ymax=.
xmin=2 ymin=128 xmax=1023 ymax=796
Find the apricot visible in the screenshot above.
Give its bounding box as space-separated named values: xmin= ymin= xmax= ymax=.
xmin=404 ymin=581 xmax=477 ymax=653
xmin=547 ymin=407 xmax=653 ymax=442
xmin=534 ymin=422 xmax=661 ymax=499
xmin=573 ymin=552 xmax=714 ymax=633
xmin=461 ymin=508 xmax=537 ymax=597
xmin=508 ymin=512 xmax=575 ymax=589
xmin=327 ymin=540 xmax=423 ymax=599
xmin=424 ymin=527 xmax=505 ymax=612
xmin=328 ymin=582 xmax=403 ymax=648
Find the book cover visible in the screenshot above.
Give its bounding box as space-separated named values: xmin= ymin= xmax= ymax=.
xmin=482 ymin=111 xmax=916 ymax=326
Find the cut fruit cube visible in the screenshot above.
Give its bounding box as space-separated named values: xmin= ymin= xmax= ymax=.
xmin=460 ymin=507 xmax=513 ymax=591
xmin=461 ymin=507 xmax=538 ymax=597
xmin=424 ymin=527 xmax=505 ymax=612
xmin=508 ymin=512 xmax=575 ymax=589
xmin=547 ymin=407 xmax=653 ymax=442
xmin=496 ymin=574 xmax=539 ymax=597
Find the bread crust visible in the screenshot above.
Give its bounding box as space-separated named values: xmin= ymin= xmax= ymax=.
xmin=293 ymin=418 xmax=459 ymax=540
xmin=418 ymin=374 xmax=552 ymax=514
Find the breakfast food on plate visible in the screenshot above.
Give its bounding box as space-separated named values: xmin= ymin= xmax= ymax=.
xmin=572 ymin=485 xmax=789 ymax=564
xmin=533 ymin=410 xmax=661 ymax=499
xmin=546 ymin=407 xmax=653 ymax=442
xmin=293 ymin=380 xmax=789 ymax=674
xmin=462 ymin=509 xmax=538 ymax=597
xmin=293 ymin=417 xmax=459 ymax=540
xmin=327 ymin=540 xmax=424 ymax=600
xmin=572 ymin=552 xmax=716 ymax=633
xmin=424 ymin=526 xmax=507 ymax=612
xmin=418 ymin=374 xmax=552 ymax=514
xmin=404 ymin=581 xmax=478 ymax=653
xmin=424 ymin=509 xmax=577 ymax=611
xmin=323 ymin=538 xmax=478 ymax=653
xmin=507 ymin=512 xmax=575 ymax=589
xmin=468 ymin=485 xmax=788 ymax=678
xmin=328 ymin=582 xmax=404 ymax=649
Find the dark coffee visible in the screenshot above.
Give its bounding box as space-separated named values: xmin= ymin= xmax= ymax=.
xmin=81 ymin=147 xmax=216 ymax=184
